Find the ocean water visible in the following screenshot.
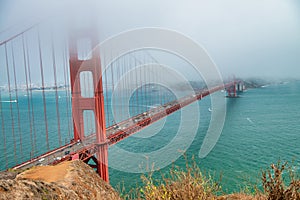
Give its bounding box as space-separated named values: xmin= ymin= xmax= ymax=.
xmin=0 ymin=90 xmax=73 ymax=168
xmin=0 ymin=80 xmax=300 ymax=193
xmin=108 ymin=80 xmax=300 ymax=193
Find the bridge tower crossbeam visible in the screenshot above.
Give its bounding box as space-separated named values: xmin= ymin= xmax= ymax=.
xmin=69 ymin=27 xmax=109 ymax=182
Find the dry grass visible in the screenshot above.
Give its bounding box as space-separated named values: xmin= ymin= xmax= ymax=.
xmin=261 ymin=161 xmax=300 ymax=200
xmin=122 ymin=156 xmax=221 ymax=200
xmin=120 ymin=158 xmax=300 ymax=200
xmin=217 ymin=193 xmax=265 ymax=200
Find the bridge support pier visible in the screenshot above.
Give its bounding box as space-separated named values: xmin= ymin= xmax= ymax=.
xmin=226 ymin=80 xmax=245 ymax=98
xmin=69 ymin=27 xmax=109 ymax=182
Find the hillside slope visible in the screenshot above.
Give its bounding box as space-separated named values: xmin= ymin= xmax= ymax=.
xmin=0 ymin=160 xmax=121 ymax=200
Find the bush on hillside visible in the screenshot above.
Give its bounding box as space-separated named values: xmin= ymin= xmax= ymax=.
xmin=134 ymin=156 xmax=221 ymax=200
xmin=261 ymin=161 xmax=300 ymax=200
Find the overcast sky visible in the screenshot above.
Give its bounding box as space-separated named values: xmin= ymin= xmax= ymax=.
xmin=1 ymin=0 xmax=300 ymax=80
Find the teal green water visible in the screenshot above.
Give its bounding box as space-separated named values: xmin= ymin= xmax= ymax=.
xmin=109 ymin=80 xmax=300 ymax=192
xmin=0 ymin=80 xmax=300 ymax=193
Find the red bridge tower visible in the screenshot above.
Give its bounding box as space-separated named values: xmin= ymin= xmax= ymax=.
xmin=69 ymin=27 xmax=109 ymax=182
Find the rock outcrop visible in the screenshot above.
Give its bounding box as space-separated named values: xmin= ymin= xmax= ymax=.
xmin=0 ymin=160 xmax=121 ymax=200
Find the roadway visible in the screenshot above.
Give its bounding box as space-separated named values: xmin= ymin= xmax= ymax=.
xmin=12 ymin=83 xmax=233 ymax=171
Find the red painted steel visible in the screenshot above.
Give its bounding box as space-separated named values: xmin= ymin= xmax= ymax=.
xmin=69 ymin=28 xmax=109 ymax=182
xmin=3 ymin=21 xmax=244 ymax=183
xmin=12 ymin=77 xmax=241 ymax=184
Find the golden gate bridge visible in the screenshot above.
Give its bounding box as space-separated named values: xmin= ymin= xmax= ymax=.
xmin=0 ymin=22 xmax=244 ymax=182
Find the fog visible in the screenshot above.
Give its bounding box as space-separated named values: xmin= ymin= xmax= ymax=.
xmin=1 ymin=0 xmax=300 ymax=80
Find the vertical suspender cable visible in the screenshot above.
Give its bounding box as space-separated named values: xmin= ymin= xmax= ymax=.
xmin=144 ymin=53 xmax=149 ymax=107
xmin=0 ymin=81 xmax=8 ymax=169
xmin=123 ymin=54 xmax=127 ymax=118
xmin=11 ymin=42 xmax=23 ymax=159
xmin=129 ymin=53 xmax=134 ymax=117
xmin=4 ymin=43 xmax=17 ymax=163
xmin=125 ymin=54 xmax=129 ymax=120
xmin=128 ymin=55 xmax=132 ymax=117
xmin=116 ymin=55 xmax=122 ymax=121
xmin=159 ymin=64 xmax=163 ymax=106
xmin=127 ymin=55 xmax=132 ymax=118
xmin=25 ymin=36 xmax=37 ymax=155
xmin=152 ymin=63 xmax=156 ymax=107
xmin=147 ymin=64 xmax=155 ymax=109
xmin=146 ymin=51 xmax=162 ymax=106
xmin=121 ymin=53 xmax=125 ymax=120
xmin=37 ymin=29 xmax=50 ymax=151
xmin=138 ymin=53 xmax=141 ymax=115
xmin=111 ymin=53 xmax=116 ymax=123
xmin=134 ymin=53 xmax=139 ymax=116
xmin=103 ymin=54 xmax=111 ymax=127
xmin=22 ymin=34 xmax=34 ymax=158
xmin=139 ymin=55 xmax=144 ymax=113
xmin=121 ymin=54 xmax=126 ymax=122
xmin=144 ymin=53 xmax=147 ymax=110
xmin=140 ymin=51 xmax=146 ymax=109
xmin=63 ymin=44 xmax=71 ymax=141
xmin=133 ymin=52 xmax=138 ymax=116
xmin=144 ymin=52 xmax=149 ymax=110
xmin=51 ymin=34 xmax=62 ymax=146
xmin=141 ymin=52 xmax=145 ymax=108
xmin=147 ymin=54 xmax=152 ymax=107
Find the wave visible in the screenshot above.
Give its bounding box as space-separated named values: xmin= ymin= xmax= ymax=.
xmin=0 ymin=100 xmax=17 ymax=103
xmin=246 ymin=117 xmax=254 ymax=124
xmin=147 ymin=104 xmax=161 ymax=109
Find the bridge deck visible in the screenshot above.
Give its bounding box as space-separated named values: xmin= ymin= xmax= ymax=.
xmin=12 ymin=82 xmax=233 ymax=171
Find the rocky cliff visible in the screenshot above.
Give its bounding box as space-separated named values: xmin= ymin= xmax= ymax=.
xmin=0 ymin=160 xmax=121 ymax=200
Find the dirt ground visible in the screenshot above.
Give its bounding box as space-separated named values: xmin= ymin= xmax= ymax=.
xmin=18 ymin=161 xmax=71 ymax=183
